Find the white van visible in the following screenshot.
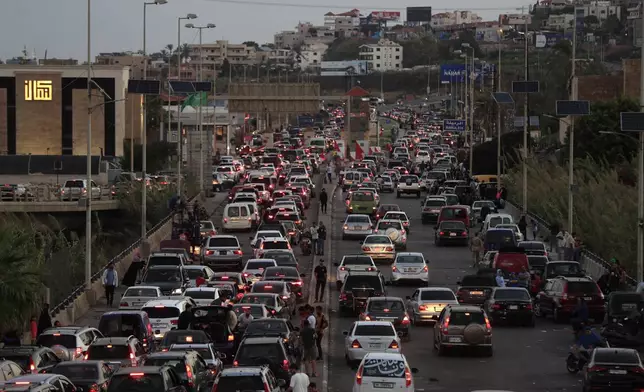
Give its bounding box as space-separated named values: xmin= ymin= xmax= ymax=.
xmin=233 ymin=197 xmax=260 ymax=227
xmin=142 ymin=297 xmax=196 ymax=340
xmin=222 ymin=203 xmax=252 ymax=231
xmin=482 ymin=213 xmax=514 ymax=234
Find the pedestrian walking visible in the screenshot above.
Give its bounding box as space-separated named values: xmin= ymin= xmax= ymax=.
xmin=299 ymin=320 xmax=318 ymax=377
xmin=101 ymin=262 xmax=119 ymax=307
xmin=326 ymin=165 xmax=333 ymax=184
xmin=314 ymin=259 xmax=327 ymax=302
xmin=314 ymin=306 xmax=328 ymax=360
xmin=517 ymin=215 xmax=528 ymax=241
xmin=37 ymin=303 xmax=52 ymax=336
xmin=470 ymin=232 xmax=483 ymax=267
xmin=319 ymin=188 xmax=328 ymax=214
xmin=531 ymin=219 xmax=539 ymax=241
xmin=287 ymin=363 xmax=310 ymax=392
xmin=317 ymin=222 xmax=326 ymax=255
xmin=310 ymin=224 xmax=319 ymax=256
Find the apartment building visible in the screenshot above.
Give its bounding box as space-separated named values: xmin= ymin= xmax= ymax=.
xmin=431 ymin=11 xmax=482 ymax=28
xmin=324 ymin=9 xmax=361 ymax=37
xmin=95 ymin=52 xmax=147 ymax=79
xmin=300 ymin=43 xmax=328 ymax=70
xmin=189 ymin=40 xmax=257 ymax=73
xmin=274 ymin=30 xmax=303 ymax=49
xmin=358 ymin=39 xmax=403 ymax=71
xmin=545 ymin=13 xmax=575 ymax=29
xmin=575 ymin=0 xmax=621 ymax=22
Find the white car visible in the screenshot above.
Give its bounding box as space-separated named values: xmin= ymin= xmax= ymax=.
xmin=496 ymin=223 xmax=524 ymax=242
xmin=377 ymin=175 xmax=395 ymax=193
xmin=381 ymin=211 xmax=411 ymax=233
xmin=182 ymin=287 xmax=220 ymax=306
xmin=407 ymin=287 xmax=458 ymax=324
xmin=142 ymin=297 xmax=197 ymax=340
xmin=242 ymin=258 xmax=278 ymax=283
xmin=183 ymin=265 xmax=215 ymax=287
xmin=416 ymin=150 xmax=431 ymax=163
xmin=344 ymin=321 xmax=401 ymax=365
xmin=391 ymin=252 xmax=429 ymax=285
xmin=334 ymin=255 xmax=377 ymax=289
xmin=254 ymin=238 xmax=293 ymax=259
xmin=374 ymin=219 xmax=407 ymax=250
xmin=250 ymin=230 xmax=284 ymax=248
xmin=119 ymin=286 xmax=162 ymax=310
xmin=352 ymin=352 xmax=418 ymax=392
xmin=396 ymin=175 xmax=421 ymax=198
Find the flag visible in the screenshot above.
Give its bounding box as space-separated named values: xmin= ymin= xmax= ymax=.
xmin=180 ymin=92 xmax=208 ymax=112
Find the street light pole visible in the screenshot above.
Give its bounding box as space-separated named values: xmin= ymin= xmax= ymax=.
xmin=568 ymin=13 xmax=577 ymax=233
xmin=85 ymin=0 xmax=92 ymax=290
xmin=497 ymin=28 xmax=502 ymax=191
xmin=469 ymin=55 xmax=476 ymax=176
xmin=638 ymin=4 xmax=644 ymax=282
xmin=522 ymin=15 xmax=529 ymax=214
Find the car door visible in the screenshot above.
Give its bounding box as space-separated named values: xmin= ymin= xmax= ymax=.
xmin=434 ymin=308 xmax=447 ymax=343
xmin=58 ymin=378 xmax=75 ymax=392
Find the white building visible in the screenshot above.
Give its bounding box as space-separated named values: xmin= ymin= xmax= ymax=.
xmin=188 ymin=40 xmax=257 ymax=68
xmin=546 ymin=13 xmax=575 ymax=29
xmin=431 ymin=11 xmax=482 ymax=28
xmin=358 ymin=39 xmax=403 ymax=71
xmin=274 ymin=31 xmax=303 ymax=49
xmin=575 ymin=1 xmax=622 ymax=22
xmin=324 ymin=9 xmax=361 ymax=37
xmin=299 ymin=43 xmax=328 ymax=70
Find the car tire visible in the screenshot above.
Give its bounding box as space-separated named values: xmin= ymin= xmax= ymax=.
xmin=437 ymin=342 xmax=446 ymax=356
xmin=396 ymin=192 xmax=401 ymax=198
xmin=534 ymin=302 xmax=544 ymax=318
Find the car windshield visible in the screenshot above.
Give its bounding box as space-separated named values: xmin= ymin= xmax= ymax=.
xmin=263 ymin=252 xmax=297 ymax=266
xmin=440 ymin=222 xmax=465 ymax=230
xmin=87 ymin=345 xmax=129 ymax=360
xmin=346 ymin=216 xmax=370 ymax=223
xmin=184 ymin=290 xmax=217 ymax=299
xmin=420 ymin=290 xmax=456 ymax=301
xmin=246 ymin=320 xmax=287 ymax=334
xmin=246 ymin=261 xmax=276 ymax=269
xmin=200 ymin=222 xmax=214 ymax=230
xmin=364 ymin=236 xmax=390 ymax=244
xmin=142 ymin=306 xmax=180 ymax=319
xmin=148 ymin=256 xmax=181 ymax=266
xmin=107 ymin=374 xmax=164 ymax=392
xmin=144 ymin=269 xmax=181 ymax=282
xmin=233 ymin=305 xmax=265 ymax=318
xmin=344 ymin=276 xmax=383 ymax=291
xmin=51 ymin=364 xmax=99 ymax=380
xmin=548 ymin=263 xmax=582 ymax=276
xmin=362 ymin=358 xmax=406 ymax=378
xmin=396 ymin=255 xmax=424 ymax=264
xmin=494 ymin=289 xmax=531 ymax=300
xmin=208 ymin=237 xmax=239 ymax=247
xmin=378 ymin=221 xmax=402 ymax=230
xmin=354 ymin=325 xmax=395 ymax=336
xmin=352 ymin=192 xmax=374 ymax=202
xmin=441 ymin=208 xmax=467 ymax=219
xmin=368 ymin=300 xmax=404 ymax=311
xmin=449 ymin=311 xmax=486 ymax=325
xmin=240 ymin=295 xmax=276 ymax=307
xmin=36 ymin=334 xmax=76 ymax=348
xmin=594 ymin=350 xmax=640 ymax=364
xmin=124 ymin=288 xmax=158 ymax=297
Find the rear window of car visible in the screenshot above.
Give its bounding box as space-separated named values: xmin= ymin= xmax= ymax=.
xmin=441 ymin=208 xmax=467 ymax=219
xmin=246 ymin=320 xmax=287 ymax=334
xmin=364 ymin=236 xmax=390 ymax=244
xmin=148 ymin=256 xmax=181 ymax=266
xmin=162 ymin=332 xmax=209 ymax=345
xmin=493 ymin=289 xmax=531 ymax=300
xmin=239 ymin=295 xmax=276 ymax=307
xmin=262 ymin=241 xmax=289 ymax=250
xmin=594 ymin=350 xmax=640 ymax=364
xmin=276 ymin=213 xmax=300 ymax=222
xmin=252 ymin=283 xmax=284 ymax=294
xmin=215 ymin=376 xmax=264 ymax=390
xmin=35 ymin=334 xmax=77 ymax=348
xmin=236 ymin=343 xmax=283 ymax=361
xmin=354 ymin=325 xmax=395 ymax=336
xmin=567 ymin=282 xmax=599 ymax=294
xmin=208 ymin=237 xmax=239 ymax=247
xmin=0 ymin=354 xmax=29 ymax=370
xmin=420 ymin=290 xmax=455 ymax=301
xmin=396 ymin=255 xmax=424 ymax=264
xmin=87 ymin=345 xmax=129 ymax=360
xmin=233 ymin=305 xmax=265 ymax=318
xmin=227 ymin=207 xmax=240 ymax=217
xmin=142 ymin=306 xmax=180 ymax=319
xmin=124 ymin=288 xmax=158 ymax=297
xmin=449 ymin=311 xmax=486 ymax=325
xmin=65 ymin=180 xmax=84 ymax=188
xmin=440 ymin=222 xmax=465 ymax=230
xmin=143 ymin=358 xmax=187 ymax=378
xmin=425 ymin=200 xmax=446 ymax=208
xmin=107 ymin=374 xmax=164 ymax=392
xmin=342 ymin=256 xmax=373 ymax=265
xmin=50 ymin=364 xmax=98 ymax=379
xmin=343 ymin=276 xmax=383 ymax=291
xmin=264 ymin=267 xmax=299 ymax=278
xmin=361 ymin=358 xmax=406 ymax=378
xmin=143 ymin=269 xmax=181 ymax=283
xmin=247 ymin=261 xmax=277 ymax=269
xmin=184 ymin=290 xmax=217 ymax=300
xmin=384 ymin=213 xmax=407 ymax=221
xmin=352 ymin=192 xmax=374 ymax=202
xmin=263 ymin=252 xmax=297 ymax=266
xmin=347 ymin=215 xmax=370 ymax=223
xmin=377 ymin=221 xmax=402 ymax=230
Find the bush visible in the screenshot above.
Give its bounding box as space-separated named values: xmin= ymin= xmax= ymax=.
xmin=505 ymin=157 xmax=637 ymax=275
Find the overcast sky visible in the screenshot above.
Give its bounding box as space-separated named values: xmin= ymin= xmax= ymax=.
xmin=0 ymin=0 xmax=524 ymax=61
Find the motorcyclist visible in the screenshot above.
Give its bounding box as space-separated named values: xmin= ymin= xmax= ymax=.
xmin=575 ymin=325 xmax=603 ymax=363
xmin=571 ymin=297 xmax=589 ymax=334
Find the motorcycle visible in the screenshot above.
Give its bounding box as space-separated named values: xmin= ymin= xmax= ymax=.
xmin=300 ymin=237 xmax=312 ymax=256
xmin=566 ymin=341 xmax=609 ymax=374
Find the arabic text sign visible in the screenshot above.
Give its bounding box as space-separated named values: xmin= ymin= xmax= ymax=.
xmin=370 ymin=11 xmax=401 ymax=21
xmin=24 ymin=80 xmax=53 ymax=101
xmin=443 ymin=119 xmax=466 ymax=132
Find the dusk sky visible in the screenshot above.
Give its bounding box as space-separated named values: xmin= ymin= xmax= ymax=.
xmin=0 ymin=0 xmax=525 ymax=61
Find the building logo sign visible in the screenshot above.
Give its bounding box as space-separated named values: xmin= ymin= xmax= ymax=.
xmin=24 ymin=80 xmax=53 ymax=101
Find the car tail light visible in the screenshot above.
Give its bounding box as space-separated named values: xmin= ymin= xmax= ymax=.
xmin=351 ymin=339 xmax=361 ymax=348
xmin=340 ymin=266 xmax=346 ymax=271
xmin=228 ymin=335 xmax=235 ymax=342
xmin=442 ymin=316 xmax=450 ymax=334
xmin=185 ymin=365 xmax=194 ymax=387
xmin=233 ymin=360 xmax=239 ymax=366
xmin=292 ymin=280 xmax=303 ymax=286
xmin=29 ymin=358 xmax=36 ymax=373
xmin=209 ymin=230 xmax=216 ymax=236
xmin=525 ymin=303 xmax=533 ymax=310
xmin=418 ymin=305 xmax=427 ymax=311
xmin=462 ymin=231 xmax=468 ymax=236
xmin=171 ymin=319 xmax=179 ymax=325
xmin=84 ymin=353 xmax=88 ymax=360
xmin=630 ymin=366 xmax=644 ymax=374
xmin=484 ymin=316 xmax=492 ymax=333
xmin=392 ymin=266 xmax=398 ymax=272
xmin=223 ymin=218 xmax=228 ymax=223
xmin=439 ymin=231 xmax=445 ymax=236
xmin=588 ymin=366 xmax=606 ymax=373
xmin=389 ymin=340 xmax=399 ymax=349
xmin=281 ymin=359 xmax=289 ymax=371
xmin=129 ymin=349 xmax=137 ymax=366
xmin=422 ymin=265 xmax=428 ymax=272
xmin=205 ymin=250 xmax=214 ymax=255
xmin=405 ymin=367 xmax=412 ymax=387
xmin=119 ymin=302 xmax=128 ymax=307
xmin=339 ymin=293 xmax=347 ymax=300
xmin=263 ymin=382 xmax=271 ymax=392
xmin=402 ymin=315 xmax=410 ymax=325
xmin=233 ymin=249 xmax=243 ymax=255
xmin=385 ymin=247 xmax=394 ymax=251
xmin=363 ymin=315 xmax=371 ymax=321
xmin=88 ymin=383 xmax=99 ymax=392
xmin=75 ymin=347 xmax=83 ymax=357
xmin=362 ymin=247 xmax=370 ymax=251
xmin=492 ymin=304 xmax=502 ymax=310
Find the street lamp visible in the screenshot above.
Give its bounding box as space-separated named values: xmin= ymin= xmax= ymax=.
xmin=186 ymin=22 xmax=215 ymax=195
xmin=141 ymin=0 xmax=167 ymax=242
xmin=175 ymin=13 xmax=197 ymax=194
xmin=85 ymin=0 xmax=92 ymax=290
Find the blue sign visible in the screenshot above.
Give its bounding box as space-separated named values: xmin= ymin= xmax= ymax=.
xmin=443 ymin=119 xmax=466 ymax=132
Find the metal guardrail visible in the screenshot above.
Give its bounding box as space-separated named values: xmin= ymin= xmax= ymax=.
xmin=0 ymin=184 xmax=114 ymax=202
xmin=505 ymin=200 xmax=637 ymax=287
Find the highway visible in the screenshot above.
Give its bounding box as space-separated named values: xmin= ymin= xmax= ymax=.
xmin=324 ymin=186 xmax=581 ymax=392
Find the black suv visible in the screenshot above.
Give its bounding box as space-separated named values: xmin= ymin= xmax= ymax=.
xmin=0 ymin=346 xmax=61 ymax=374
xmin=86 ymin=336 xmax=145 ymax=367
xmin=106 ymin=366 xmax=186 ymax=392
xmin=242 ymin=319 xmax=299 ymax=354
xmin=143 ymin=351 xmax=215 ymax=392
xmin=233 ymin=337 xmax=296 ymax=385
xmin=338 ymin=271 xmax=386 ymax=315
xmin=159 ymin=330 xmax=210 ymax=351
xmin=140 ymin=265 xmax=190 ymax=295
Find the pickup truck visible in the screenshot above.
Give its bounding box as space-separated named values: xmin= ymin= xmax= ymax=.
xmin=396 ymin=175 xmax=421 ymax=198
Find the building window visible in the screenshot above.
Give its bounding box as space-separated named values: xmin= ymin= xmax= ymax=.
xmin=396 ymin=48 xmax=400 ymax=52
xmin=376 ymin=63 xmax=380 ymax=67
xmin=395 ymin=64 xmax=399 ymax=67
xmin=395 ymin=55 xmax=400 ymax=59
xmin=377 ymin=56 xmax=380 ymax=59
xmin=376 ymin=48 xmax=380 ymax=51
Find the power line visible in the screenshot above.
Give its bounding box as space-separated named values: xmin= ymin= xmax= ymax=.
xmin=201 ymin=0 xmax=530 ymax=12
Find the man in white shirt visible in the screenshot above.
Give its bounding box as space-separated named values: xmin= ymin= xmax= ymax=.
xmin=287 ymin=364 xmax=309 ymax=392
xmin=306 ymin=304 xmax=316 ymax=328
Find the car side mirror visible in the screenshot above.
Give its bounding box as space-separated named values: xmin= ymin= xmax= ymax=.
xmin=411 ymin=368 xmax=419 ymax=374
xmin=277 ymin=379 xmax=286 ymax=387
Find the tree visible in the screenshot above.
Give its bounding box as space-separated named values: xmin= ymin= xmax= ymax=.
xmin=400 ymin=37 xmax=438 ymax=68
xmin=602 ymin=14 xmax=623 ymax=37
xmin=145 ymin=96 xmax=163 ymax=130
xmin=243 ymin=41 xmax=259 ymax=48
xmin=323 ymin=38 xmax=365 ymax=61
xmin=220 ymin=58 xmax=231 ymax=77
xmin=120 ymin=141 xmax=177 ymax=173
xmin=564 ymin=97 xmax=639 ymax=165
xmin=584 ymin=15 xmax=600 ymax=29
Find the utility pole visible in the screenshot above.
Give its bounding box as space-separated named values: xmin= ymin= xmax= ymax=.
xmin=85 ymin=0 xmax=92 ymax=290
xmin=568 ymin=12 xmax=577 ymax=233
xmin=522 ymin=12 xmax=529 ymax=214
xmin=497 ymin=28 xmax=502 ymax=191
xmin=637 ymin=3 xmax=644 ymax=282
xmin=469 ymin=54 xmax=474 ymax=175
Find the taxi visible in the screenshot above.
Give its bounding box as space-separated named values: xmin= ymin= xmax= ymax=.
xmin=346 ymin=190 xmax=378 ymax=216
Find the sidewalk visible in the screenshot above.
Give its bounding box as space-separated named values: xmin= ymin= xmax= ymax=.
xmin=74 ymin=193 xmax=227 ymax=327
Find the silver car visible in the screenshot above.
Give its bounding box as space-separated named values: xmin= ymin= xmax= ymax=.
xmin=201 ymin=235 xmax=243 ymax=270
xmin=119 ymin=286 xmax=162 ymax=310
xmin=377 ymin=175 xmax=395 ymax=193
xmin=407 ymin=287 xmax=458 ymax=324
xmin=361 ymin=234 xmax=396 ymax=262
xmin=343 ymin=321 xmax=401 ymax=365
xmin=342 ymin=214 xmax=373 ymax=240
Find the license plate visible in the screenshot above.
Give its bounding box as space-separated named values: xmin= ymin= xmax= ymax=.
xmin=152 ymin=324 xmax=165 ymax=328
xmin=509 ymin=305 xmax=518 ymax=310
xmin=373 ymin=382 xmax=394 ymax=389
xmin=470 ymin=291 xmax=484 ymax=295
xmin=449 ymin=233 xmax=456 ymax=237
xmin=405 ymin=268 xmax=415 ymax=272
xmin=609 ymin=369 xmax=627 ymax=375
xmin=220 ymin=251 xmax=227 ymax=255
xmin=361 ymin=226 xmax=368 ymax=230
xmin=584 ymin=297 xmax=593 ymax=301
xmin=448 ymin=337 xmax=462 ymax=343
xmin=369 ymin=343 xmax=381 ymax=348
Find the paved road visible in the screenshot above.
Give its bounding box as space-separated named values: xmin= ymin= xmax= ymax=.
xmin=324 ymin=188 xmax=583 ymax=392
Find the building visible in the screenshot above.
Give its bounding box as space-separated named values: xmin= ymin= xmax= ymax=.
xmin=274 ymin=31 xmax=303 ymax=49
xmin=0 ymin=64 xmax=131 ymax=156
xmin=189 ymin=40 xmax=257 ymax=72
xmin=575 ymin=1 xmax=621 ymax=22
xmin=431 ymin=11 xmax=482 ymax=28
xmin=95 ymin=52 xmax=147 ymax=79
xmin=303 ymin=25 xmax=336 ymax=45
xmin=39 ymin=58 xmax=79 ymax=66
xmin=300 ymin=43 xmax=328 ymax=70
xmin=324 ymin=9 xmax=361 ymax=37
xmin=545 ymin=13 xmax=575 ymax=29
xmin=358 ymin=39 xmax=403 ymax=71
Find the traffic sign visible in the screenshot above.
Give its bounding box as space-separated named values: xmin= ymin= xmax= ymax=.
xmin=443 ymin=119 xmax=466 ymax=132
xmin=512 ymin=81 xmax=540 ymax=94
xmin=128 ymin=80 xmax=161 ymax=95
xmin=556 ymin=100 xmax=590 ymax=116
xmin=620 ymin=112 xmax=644 ymax=132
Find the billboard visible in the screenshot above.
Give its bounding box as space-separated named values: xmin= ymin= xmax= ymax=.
xmin=443 ymin=119 xmax=466 ymax=132
xmin=370 ymin=11 xmax=401 ymax=21
xmin=320 ymin=60 xmax=369 ymax=77
xmin=535 ymin=32 xmax=572 ymax=48
xmin=406 ymin=7 xmax=432 ymax=23
xmin=499 ymin=14 xmax=532 ymax=26
xmin=439 ymin=63 xmax=495 ymax=84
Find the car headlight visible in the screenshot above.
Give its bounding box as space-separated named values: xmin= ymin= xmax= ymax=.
xmin=172 ymin=288 xmax=183 ymax=294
